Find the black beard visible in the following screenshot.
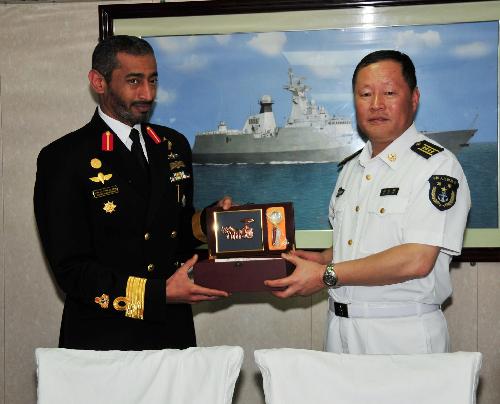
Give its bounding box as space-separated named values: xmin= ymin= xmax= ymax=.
xmin=109 ymin=91 xmax=152 ymax=126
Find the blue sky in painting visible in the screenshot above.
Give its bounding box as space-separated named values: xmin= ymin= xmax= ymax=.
xmin=146 ymin=21 xmax=498 ymax=145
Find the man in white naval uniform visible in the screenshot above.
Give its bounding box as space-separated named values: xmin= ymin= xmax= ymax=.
xmin=266 ymin=50 xmax=470 ymax=354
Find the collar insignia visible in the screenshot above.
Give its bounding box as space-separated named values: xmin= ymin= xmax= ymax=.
xmin=101 ymin=131 xmax=114 ymax=152
xmin=146 ymin=126 xmax=161 ymax=144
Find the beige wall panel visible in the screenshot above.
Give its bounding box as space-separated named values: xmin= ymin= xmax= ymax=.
xmin=445 ymin=262 xmax=478 ymax=352
xmin=194 ymin=294 xmax=312 ymax=404
xmin=477 ymin=262 xmax=500 ymax=404
xmin=311 ymin=289 xmax=328 ymax=350
xmin=0 ymin=73 xmax=4 ymax=404
xmin=0 ymin=3 xmax=100 ymax=403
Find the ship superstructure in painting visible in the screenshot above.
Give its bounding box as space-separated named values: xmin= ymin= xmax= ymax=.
xmin=192 ymin=69 xmax=475 ymax=164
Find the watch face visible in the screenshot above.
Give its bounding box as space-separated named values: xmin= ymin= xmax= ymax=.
xmin=323 ymin=266 xmax=337 ymax=287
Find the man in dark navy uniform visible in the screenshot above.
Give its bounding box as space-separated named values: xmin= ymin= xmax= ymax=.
xmin=34 ymin=35 xmax=231 ymax=350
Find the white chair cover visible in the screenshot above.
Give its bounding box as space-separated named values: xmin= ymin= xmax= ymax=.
xmin=36 ymin=345 xmax=243 ymax=404
xmin=255 ymin=348 xmax=482 ymax=404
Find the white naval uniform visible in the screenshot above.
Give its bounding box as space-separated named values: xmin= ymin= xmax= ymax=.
xmin=326 ymin=124 xmax=470 ymax=354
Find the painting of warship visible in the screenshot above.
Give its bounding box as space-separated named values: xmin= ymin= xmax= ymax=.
xmin=193 ymin=69 xmax=476 ymax=164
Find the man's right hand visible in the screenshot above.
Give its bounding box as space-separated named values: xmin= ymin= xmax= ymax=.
xmin=166 ymin=254 xmax=229 ymax=303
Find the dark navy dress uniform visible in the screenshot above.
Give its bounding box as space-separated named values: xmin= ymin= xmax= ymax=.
xmin=34 ymin=110 xmax=205 ymax=350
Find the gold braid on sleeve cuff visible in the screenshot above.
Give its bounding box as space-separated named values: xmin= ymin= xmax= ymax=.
xmin=124 ymin=276 xmax=147 ymax=320
xmin=192 ymin=210 xmax=207 ymax=243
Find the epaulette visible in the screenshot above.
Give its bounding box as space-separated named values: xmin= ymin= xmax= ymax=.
xmin=410 ymin=140 xmax=443 ymax=159
xmin=337 ymin=148 xmax=362 ymax=171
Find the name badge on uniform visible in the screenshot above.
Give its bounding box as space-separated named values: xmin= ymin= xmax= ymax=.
xmin=380 ymin=188 xmax=399 ymax=196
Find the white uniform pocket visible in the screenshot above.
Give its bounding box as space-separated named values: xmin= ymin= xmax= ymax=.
xmin=360 ymin=196 xmax=409 ymax=253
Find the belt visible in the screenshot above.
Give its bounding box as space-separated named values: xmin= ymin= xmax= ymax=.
xmin=330 ymin=300 xmax=440 ymax=319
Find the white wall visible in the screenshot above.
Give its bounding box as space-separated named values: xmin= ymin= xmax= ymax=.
xmin=0 ymin=2 xmax=498 ymax=403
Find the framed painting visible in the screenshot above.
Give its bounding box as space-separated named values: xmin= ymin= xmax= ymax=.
xmin=99 ymin=0 xmax=500 ymax=261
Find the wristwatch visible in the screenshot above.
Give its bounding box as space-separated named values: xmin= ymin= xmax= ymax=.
xmin=323 ymin=263 xmax=338 ymax=287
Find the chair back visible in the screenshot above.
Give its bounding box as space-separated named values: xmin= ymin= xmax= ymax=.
xmin=255 ymin=348 xmax=482 ymax=404
xmin=37 ymin=345 xmax=243 ymax=404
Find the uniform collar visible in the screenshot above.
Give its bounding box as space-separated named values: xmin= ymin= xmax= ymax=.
xmin=97 ymin=106 xmax=143 ymax=150
xmin=359 ymin=123 xmax=419 ymax=169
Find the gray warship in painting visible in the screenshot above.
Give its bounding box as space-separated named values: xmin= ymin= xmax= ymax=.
xmin=192 ymin=69 xmax=476 ymax=164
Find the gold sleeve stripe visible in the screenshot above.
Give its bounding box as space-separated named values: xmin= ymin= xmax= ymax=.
xmin=124 ymin=276 xmax=147 ymax=320
xmin=192 ymin=211 xmax=207 ymax=243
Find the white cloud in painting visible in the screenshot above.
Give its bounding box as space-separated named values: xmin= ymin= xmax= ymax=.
xmin=314 ymin=92 xmax=353 ymax=105
xmin=214 ymin=35 xmax=231 ymax=45
xmin=156 ymin=87 xmax=176 ymax=104
xmin=169 ymin=117 xmax=177 ymax=124
xmin=174 ymin=54 xmax=209 ymax=72
xmin=154 ymin=36 xmax=200 ymax=54
xmin=283 ymin=50 xmax=370 ymax=78
xmin=452 ymin=42 xmax=490 ymax=59
xmin=247 ymin=32 xmax=287 ymax=56
xmin=394 ymin=30 xmax=441 ymax=51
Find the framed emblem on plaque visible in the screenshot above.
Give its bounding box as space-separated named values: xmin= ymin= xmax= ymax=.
xmin=207 ymin=202 xmax=295 ymax=259
xmin=194 ymin=202 xmax=295 ymax=292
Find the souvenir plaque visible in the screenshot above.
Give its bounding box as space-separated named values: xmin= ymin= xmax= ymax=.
xmin=193 ymin=202 xmax=295 ymax=292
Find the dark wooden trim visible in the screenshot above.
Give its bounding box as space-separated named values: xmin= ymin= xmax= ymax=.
xmin=454 ymin=248 xmax=500 ymax=263
xmin=98 ymin=0 xmax=493 ymax=40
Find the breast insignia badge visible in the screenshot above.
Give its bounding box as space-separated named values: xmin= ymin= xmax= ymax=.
xmin=90 ymin=158 xmax=102 ymax=169
xmin=103 ymin=201 xmax=117 ymax=214
xmin=90 ymin=172 xmax=113 ymax=184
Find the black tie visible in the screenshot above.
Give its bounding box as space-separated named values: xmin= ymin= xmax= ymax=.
xmin=129 ymin=128 xmax=149 ymax=178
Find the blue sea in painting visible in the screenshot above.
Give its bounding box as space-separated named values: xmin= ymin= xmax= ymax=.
xmin=193 ymin=142 xmax=498 ymax=230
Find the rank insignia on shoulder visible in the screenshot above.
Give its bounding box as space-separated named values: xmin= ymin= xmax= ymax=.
xmin=380 ymin=187 xmax=399 ymax=196
xmin=102 ymin=131 xmax=114 ymax=152
xmin=428 ymin=175 xmax=459 ymax=211
xmin=90 ymin=172 xmax=113 ymax=184
xmin=337 ymin=149 xmax=362 ymax=171
xmin=146 ymin=126 xmax=161 ymax=144
xmin=94 ymin=294 xmax=109 ymax=309
xmin=336 ymin=187 xmax=345 ymax=197
xmin=411 ymin=140 xmax=443 ymax=159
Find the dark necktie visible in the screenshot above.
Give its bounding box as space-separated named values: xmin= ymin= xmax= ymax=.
xmin=129 ymin=128 xmax=149 ymax=179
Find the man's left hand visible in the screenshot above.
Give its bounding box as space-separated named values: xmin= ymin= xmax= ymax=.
xmin=264 ymin=252 xmax=325 ymax=298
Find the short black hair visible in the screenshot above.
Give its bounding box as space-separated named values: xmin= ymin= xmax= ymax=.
xmin=352 ymin=50 xmax=417 ymax=91
xmin=92 ymin=35 xmax=155 ymax=83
